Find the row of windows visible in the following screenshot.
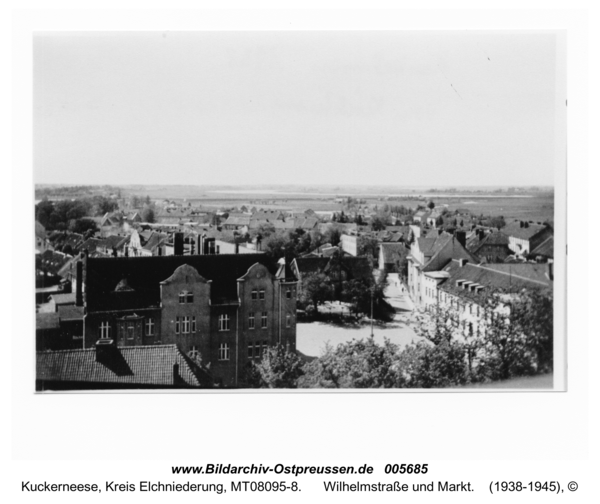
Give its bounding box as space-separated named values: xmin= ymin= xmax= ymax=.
xmin=178 ymin=291 xmax=194 ymax=304
xmin=248 ymin=341 xmax=268 ymax=359
xmin=175 ymin=316 xmax=197 ymax=334
xmin=99 ymin=319 xmax=156 ymax=338
xmin=99 ymin=311 xmax=294 ymax=339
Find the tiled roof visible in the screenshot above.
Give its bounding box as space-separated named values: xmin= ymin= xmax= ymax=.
xmin=84 ymin=253 xmax=278 ymax=311
xmin=422 ymin=235 xmax=479 ymax=273
xmin=142 ymin=232 xmax=168 ymax=251
xmin=36 ymin=344 xmax=210 ymax=388
xmin=223 ymin=214 xmax=251 ymax=226
xmin=530 ymin=235 xmax=554 ymax=258
xmin=417 ymin=238 xmax=437 ymax=255
xmin=502 ymin=221 xmax=549 ymax=241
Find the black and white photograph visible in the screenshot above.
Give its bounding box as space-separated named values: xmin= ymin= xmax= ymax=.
xmin=33 ymin=30 xmax=564 ymax=391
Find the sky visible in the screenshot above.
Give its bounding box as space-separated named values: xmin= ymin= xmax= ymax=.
xmin=33 ymin=31 xmax=561 ymax=187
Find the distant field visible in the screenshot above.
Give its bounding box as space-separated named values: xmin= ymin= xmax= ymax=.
xmin=34 ymin=184 xmax=554 ymax=224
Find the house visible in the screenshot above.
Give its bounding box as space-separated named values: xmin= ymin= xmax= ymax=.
xmin=407 ymin=231 xmax=479 ymax=307
xmin=470 ymin=231 xmax=512 ymax=263
xmin=36 ymin=344 xmax=212 ymax=390
xmin=78 ymin=253 xmax=297 ymax=387
xmin=430 ymin=258 xmax=553 ymax=338
xmin=528 ymin=235 xmax=554 ymax=262
xmin=340 ymin=234 xmax=358 ymax=256
xmin=501 ymin=221 xmax=552 ymax=256
xmin=222 ymin=213 xmax=251 ymax=231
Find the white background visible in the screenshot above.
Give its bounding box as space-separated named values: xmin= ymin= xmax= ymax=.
xmin=4 ymin=3 xmax=597 ymax=503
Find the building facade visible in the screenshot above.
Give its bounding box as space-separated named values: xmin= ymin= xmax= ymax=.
xmin=79 ymin=253 xmax=297 ymax=387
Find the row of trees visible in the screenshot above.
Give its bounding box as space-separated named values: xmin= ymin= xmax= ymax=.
xmin=245 ymin=287 xmax=553 ymax=388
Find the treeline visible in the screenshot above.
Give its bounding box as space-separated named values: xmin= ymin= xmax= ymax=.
xmin=35 ymin=197 xmax=118 ymax=231
xmin=244 ymin=288 xmax=553 ymax=388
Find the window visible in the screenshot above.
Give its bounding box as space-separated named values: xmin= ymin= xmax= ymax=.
xmin=145 ymin=318 xmax=155 ymax=336
xmin=261 ymin=311 xmax=268 ymax=329
xmin=182 ymin=316 xmax=190 ymax=334
xmin=179 ymin=291 xmax=193 ymax=304
xmin=248 ymin=312 xmax=255 ymax=330
xmin=259 ymin=289 xmax=265 ymax=300
xmin=219 ymin=314 xmax=230 ymax=331
xmin=219 ymin=343 xmax=230 ymax=361
xmin=192 ymin=316 xmax=196 ymax=333
xmin=175 ymin=317 xmax=180 ymax=334
xmin=286 ymin=314 xmax=292 ymax=328
xmin=99 ymin=321 xmax=111 ymax=339
xmin=126 ymin=323 xmax=135 ymax=340
xmin=286 ymin=289 xmax=292 ymax=299
xmin=248 ymin=342 xmax=254 ymax=358
xmin=251 ymin=289 xmax=258 ymax=300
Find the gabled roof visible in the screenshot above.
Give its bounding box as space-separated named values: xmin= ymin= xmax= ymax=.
xmin=142 ymin=232 xmax=168 ymax=251
xmin=530 ymin=235 xmax=554 ymax=258
xmin=439 ymin=259 xmax=552 ymax=298
xmin=36 ymin=344 xmax=211 ymax=389
xmin=84 ymin=253 xmax=277 ymax=311
xmin=36 ymin=250 xmax=73 ymax=276
xmin=422 ymin=234 xmax=479 ymax=273
xmin=416 ymin=237 xmax=437 ymax=255
xmin=501 ymin=221 xmax=550 ymax=241
xmin=223 ymin=214 xmax=251 ymax=227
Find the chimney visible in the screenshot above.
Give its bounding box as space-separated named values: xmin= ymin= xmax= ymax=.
xmin=172 ymin=362 xmax=180 ymax=385
xmin=95 ymin=338 xmax=116 ymax=362
xmin=235 ymin=243 xmax=240 ymax=254
xmin=548 ymin=260 xmax=554 ymax=281
xmin=174 ymin=232 xmax=184 ymax=255
xmin=216 ymin=244 xmax=220 ymax=254
xmin=458 ymin=258 xmax=468 ymax=268
xmin=455 ymin=230 xmax=466 ymax=248
xmin=75 ymin=260 xmax=83 ymax=306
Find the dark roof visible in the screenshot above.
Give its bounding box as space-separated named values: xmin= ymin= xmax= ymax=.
xmin=292 ymin=257 xmax=330 ymax=278
xmin=417 ymin=237 xmax=437 ymax=255
xmin=142 ymin=232 xmax=168 ymax=251
xmin=530 ymin=235 xmax=554 ymax=258
xmin=439 ymin=259 xmax=552 ymax=299
xmin=502 ymin=221 xmax=549 ymax=241
xmin=35 ymin=221 xmax=46 ymax=239
xmin=57 ymin=305 xmax=84 ymax=321
xmin=36 ymin=250 xmax=73 ymax=276
xmin=84 ymin=253 xmax=277 ymax=311
xmin=36 ymin=344 xmax=210 ymax=388
xmin=223 ymin=214 xmax=251 ymax=226
xmin=36 ymin=312 xmax=60 ymax=330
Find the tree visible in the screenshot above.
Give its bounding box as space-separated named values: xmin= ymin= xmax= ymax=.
xmin=300 ymin=272 xmax=332 ymax=311
xmin=300 ymin=338 xmax=401 ymax=388
xmin=357 ymin=234 xmax=379 ymax=258
xmin=371 ymin=216 xmax=387 ymax=231
xmin=249 ymin=345 xmax=305 ymax=388
xmin=396 ymin=340 xmax=468 ymax=388
xmin=323 ymin=223 xmax=344 ymax=247
xmin=427 ymin=200 xmax=435 ymax=210
xmin=69 ymin=218 xmax=98 ymax=235
xmin=141 ymin=205 xmax=156 ymax=223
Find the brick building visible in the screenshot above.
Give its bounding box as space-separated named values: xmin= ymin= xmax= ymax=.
xmin=78 ymin=253 xmax=297 ymax=387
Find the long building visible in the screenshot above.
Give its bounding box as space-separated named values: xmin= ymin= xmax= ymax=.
xmin=67 ymin=252 xmax=297 ymax=388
